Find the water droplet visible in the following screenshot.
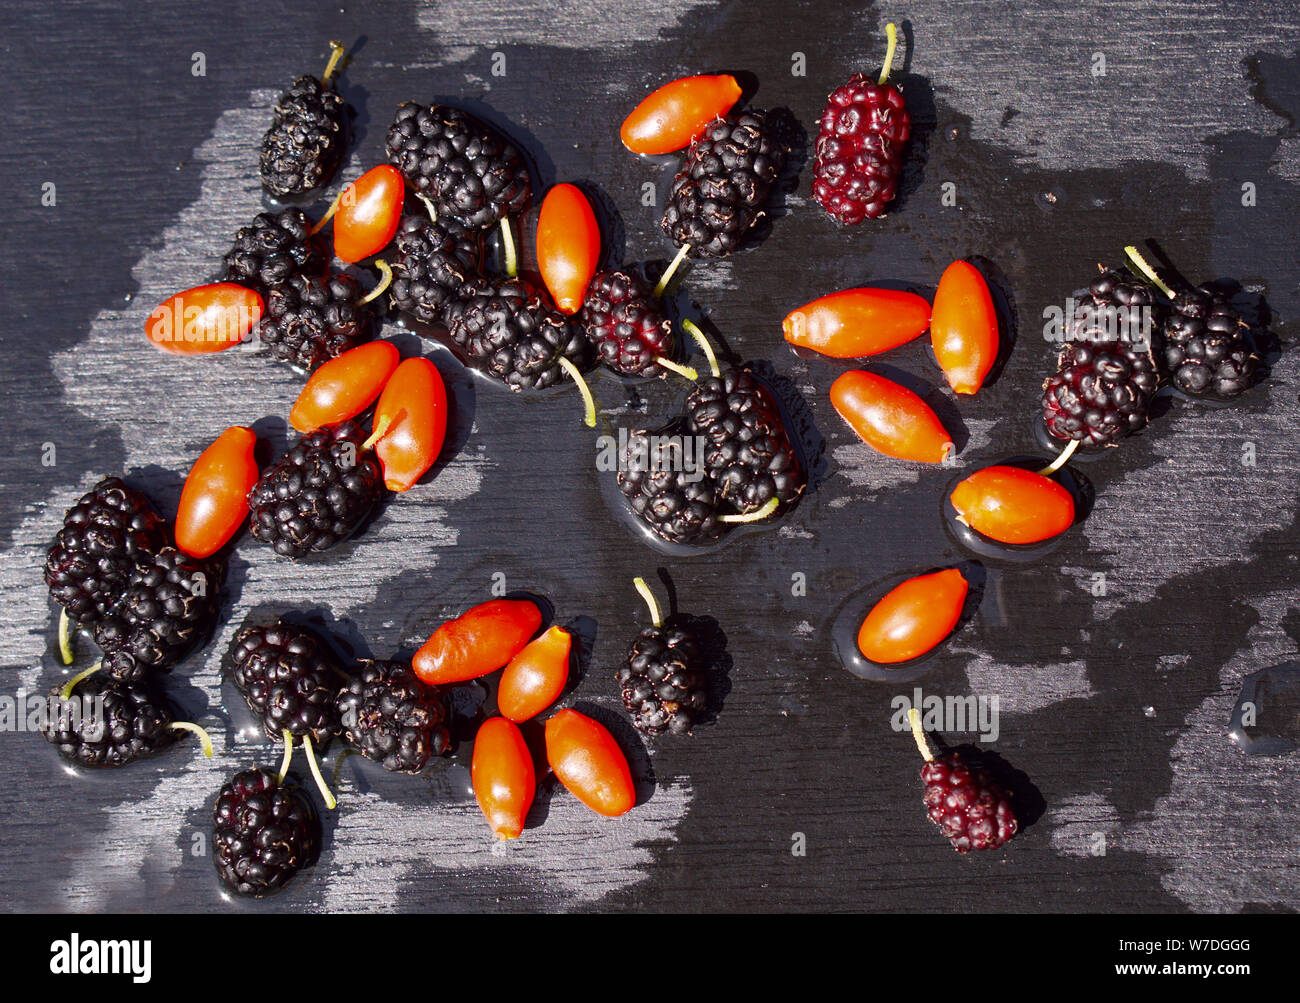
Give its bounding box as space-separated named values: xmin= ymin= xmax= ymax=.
xmin=1229 ymin=662 xmax=1300 ymax=756
xmin=1143 ymin=706 xmax=1156 ymax=718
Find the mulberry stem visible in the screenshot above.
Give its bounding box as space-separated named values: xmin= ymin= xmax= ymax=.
xmin=719 ymin=496 xmax=780 ymax=523
xmin=878 ymin=22 xmax=899 ymax=86
xmin=633 ymin=576 xmax=663 ymax=628
xmin=170 ymin=721 xmax=214 ymax=758
xmin=57 ymin=609 xmax=75 ymax=666
xmin=652 ymin=244 xmax=690 ymax=298
xmin=358 ymin=259 xmax=393 ymax=305
xmin=500 ymin=218 xmax=518 ymax=278
xmin=362 ymin=413 xmax=392 ymax=451
xmin=1124 ymin=245 xmax=1175 ymax=300
xmin=310 ymin=191 xmax=342 ymax=235
xmin=59 ymin=661 xmax=102 ymax=701
xmin=418 ymin=194 xmax=438 ymax=223
xmin=680 ymin=318 xmax=721 ymax=378
xmin=322 ymin=41 xmax=347 ymax=86
xmin=302 ymin=733 xmax=337 ymax=809
xmin=1038 ymin=438 xmax=1079 ymax=476
xmin=655 ymin=357 xmax=699 ymax=381
xmin=556 ymin=357 xmax=597 ymax=428
xmin=908 ymin=708 xmax=935 ymax=762
xmin=277 ymin=729 xmax=294 ymax=783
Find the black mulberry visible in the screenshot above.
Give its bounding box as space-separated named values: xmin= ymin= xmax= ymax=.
xmin=385 ymin=102 xmax=531 ymax=230
xmin=446 ymin=277 xmax=591 ymax=391
xmin=660 ymin=110 xmax=786 ymax=258
xmin=246 ymin=421 xmax=383 ymax=559
xmin=337 ymin=659 xmax=450 ymax=772
xmin=389 ymin=214 xmax=481 ymax=326
xmin=227 ymin=621 xmax=343 ymax=746
xmin=258 ymin=43 xmax=348 ymax=198
xmin=256 ymin=273 xmax=374 ymax=374
xmin=94 ymin=547 xmax=223 ymax=684
xmin=44 ymin=477 xmax=165 ymax=624
xmin=213 ymin=767 xmax=319 ymax=896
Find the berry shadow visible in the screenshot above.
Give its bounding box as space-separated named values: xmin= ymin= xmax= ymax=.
xmin=653 ymin=567 xmax=733 ymax=724
xmin=561 ymin=613 xmax=598 ymax=697
xmin=889 ymin=78 xmax=936 ymax=216
xmin=942 ymin=742 xmax=1047 ymax=834
xmin=750 ymin=106 xmax=809 ymax=241
xmin=749 ymin=359 xmax=830 ymax=496
xmin=433 ymin=94 xmax=556 ymax=198
xmin=738 ymin=106 xmax=807 ymax=254
xmin=445 ymin=679 xmax=490 ymax=754
xmin=333 ymin=35 xmax=371 ymax=158
xmin=420 ymin=344 xmax=479 ymax=485
xmin=129 ymin=463 xmax=185 ymax=519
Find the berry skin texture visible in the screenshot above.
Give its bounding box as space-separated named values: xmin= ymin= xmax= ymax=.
xmin=259 ymin=72 xmax=346 ymax=198
xmin=146 ymin=283 xmax=264 ymax=355
xmin=446 ymin=277 xmax=592 ymax=391
xmin=95 ymin=546 xmax=223 ymax=683
xmin=331 ymin=165 xmax=405 ymax=264
xmin=660 ymin=110 xmax=786 ymax=257
xmin=228 ymin=622 xmax=343 ymax=745
xmin=685 ymin=369 xmax=805 ymax=514
xmin=830 ymin=370 xmax=953 ymax=463
xmin=370 ymin=357 xmax=447 ymax=492
xmin=537 ymin=184 xmax=601 ymax=315
xmin=472 ymin=717 xmax=536 ymax=840
xmin=931 ymin=260 xmax=998 ymax=395
xmin=812 ymin=73 xmax=911 ymax=223
xmin=246 ymin=421 xmax=384 ymax=559
xmin=389 ymin=214 xmax=481 ymax=326
xmin=337 ymin=659 xmax=450 ymax=773
xmin=545 ymin=709 xmax=635 ymax=818
xmin=385 ymin=103 xmax=532 ymax=230
xmin=213 ymin=768 xmax=319 ymax=896
xmin=783 ymin=288 xmax=931 ymax=359
xmin=498 ymin=625 xmax=571 ymax=723
xmin=176 ymin=427 xmax=260 ymax=559
xmin=618 ymin=619 xmax=707 ymax=735
xmin=617 ymin=428 xmax=726 ymax=545
xmin=1163 ymin=286 xmax=1257 ymax=399
xmin=40 ymin=674 xmax=177 ymax=768
xmin=257 ymin=273 xmax=373 ymax=374
xmin=857 ymin=568 xmax=968 ymax=664
xmin=921 ymin=752 xmax=1018 ymax=853
xmin=220 ymin=208 xmax=326 ymax=295
xmin=950 ymin=466 xmax=1075 ymax=545
xmin=413 ymin=598 xmax=543 ymax=685
xmin=290 ymin=341 xmax=400 ymax=434
xmin=44 ymin=477 xmax=165 ymax=624
xmin=620 ymin=74 xmax=742 ymax=154
xmin=1042 ymin=269 xmax=1161 ymax=448
xmin=580 ymin=269 xmax=674 ymax=379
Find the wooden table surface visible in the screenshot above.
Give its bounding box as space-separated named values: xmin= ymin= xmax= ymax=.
xmin=1 ymin=0 xmax=1298 ymax=913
